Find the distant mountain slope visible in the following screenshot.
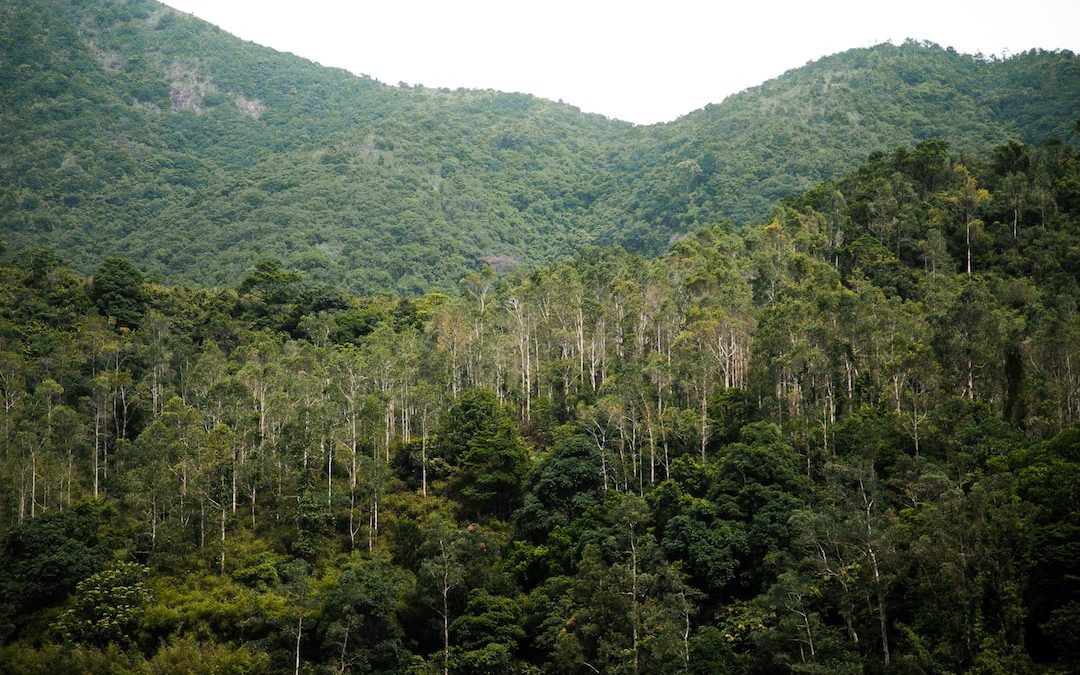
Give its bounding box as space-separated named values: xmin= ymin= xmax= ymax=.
xmin=1 ymin=0 xmax=1078 ymax=292
xmin=0 ymin=0 xmax=627 ymax=291
xmin=593 ymin=42 xmax=1080 ymax=252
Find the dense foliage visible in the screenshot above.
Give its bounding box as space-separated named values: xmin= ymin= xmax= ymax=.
xmin=2 ymin=0 xmax=1078 ymax=292
xmin=0 ymin=140 xmax=1078 ymax=673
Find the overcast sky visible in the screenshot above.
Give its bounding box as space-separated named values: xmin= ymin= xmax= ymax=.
xmin=162 ymin=0 xmax=1080 ymax=125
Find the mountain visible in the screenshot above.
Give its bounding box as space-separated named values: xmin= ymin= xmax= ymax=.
xmin=0 ymin=0 xmax=627 ymax=293
xmin=593 ymin=43 xmax=1080 ymax=250
xmin=2 ymin=0 xmax=1078 ymax=292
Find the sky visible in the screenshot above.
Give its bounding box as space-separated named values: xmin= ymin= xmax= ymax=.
xmin=161 ymin=0 xmax=1080 ymax=125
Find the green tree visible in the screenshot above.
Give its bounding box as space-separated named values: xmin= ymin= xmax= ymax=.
xmin=90 ymin=257 xmax=146 ymax=329
xmin=55 ymin=562 xmax=150 ymax=649
xmin=440 ymin=388 xmax=528 ymax=520
xmin=0 ymin=503 xmax=112 ymax=639
xmin=450 ymin=590 xmax=525 ymax=675
xmin=707 ymin=422 xmax=813 ymax=593
xmin=515 ymin=433 xmax=602 ymax=544
xmin=319 ymin=559 xmax=410 ymax=674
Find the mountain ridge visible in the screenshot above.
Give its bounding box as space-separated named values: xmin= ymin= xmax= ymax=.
xmin=2 ymin=0 xmax=1078 ymax=292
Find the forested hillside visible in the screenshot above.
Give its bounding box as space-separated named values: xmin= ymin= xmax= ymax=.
xmin=0 ymin=0 xmax=627 ymax=292
xmin=2 ymin=0 xmax=1078 ymax=291
xmin=1 ymin=139 xmax=1077 ymax=673
xmin=592 ymin=43 xmax=1080 ymax=248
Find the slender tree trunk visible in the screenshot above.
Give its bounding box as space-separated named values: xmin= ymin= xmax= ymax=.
xmin=646 ymin=412 xmax=656 ymax=485
xmin=295 ymin=613 xmax=303 ymax=675
xmin=442 ymin=585 xmax=450 ymax=675
xmin=682 ymin=593 xmax=691 ymax=667
xmin=93 ymin=411 xmax=101 ymax=498
xmin=861 ymin=480 xmax=890 ymax=667
xmin=965 ymin=218 xmax=972 ymax=275
xmin=787 ymin=598 xmax=816 ymax=662
xmin=629 ymin=526 xmax=640 ymax=675
xmin=66 ymin=449 xmax=73 ymax=508
xmin=180 ymin=465 xmax=189 ymax=526
xmin=699 ymin=387 xmax=708 ymax=464
xmin=30 ymin=447 xmax=36 ymax=518
xmin=232 ymin=450 xmax=238 ymax=513
xmin=421 ymin=432 xmax=428 ymax=497
xmin=337 ymin=621 xmax=350 ymax=674
xmin=220 ymin=504 xmax=226 ymax=574
xmin=577 ymin=307 xmax=585 ymax=385
xmin=911 ymin=399 xmax=921 ymax=457
xmin=17 ymin=465 xmax=26 ymax=523
xmin=348 ymin=490 xmax=359 ymax=551
xmin=876 ymin=581 xmax=890 ymax=666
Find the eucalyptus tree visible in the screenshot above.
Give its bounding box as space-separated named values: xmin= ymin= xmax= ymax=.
xmin=198 ymin=423 xmax=239 ymax=573
xmin=419 ymin=517 xmax=467 ymax=675
xmin=330 ymin=344 xmax=376 ymax=550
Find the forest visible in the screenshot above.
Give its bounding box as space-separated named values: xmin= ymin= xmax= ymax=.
xmin=0 ymin=138 xmax=1078 ymax=673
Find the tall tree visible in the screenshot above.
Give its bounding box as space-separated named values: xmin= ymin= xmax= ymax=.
xmin=90 ymin=258 xmax=146 ymax=329
xmin=440 ymin=388 xmax=528 ymax=520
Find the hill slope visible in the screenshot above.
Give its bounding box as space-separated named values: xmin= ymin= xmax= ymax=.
xmin=595 ymin=42 xmax=1080 ymax=251
xmin=1 ymin=0 xmax=1078 ymax=291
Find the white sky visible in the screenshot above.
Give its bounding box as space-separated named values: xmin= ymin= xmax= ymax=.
xmin=162 ymin=0 xmax=1080 ymax=125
